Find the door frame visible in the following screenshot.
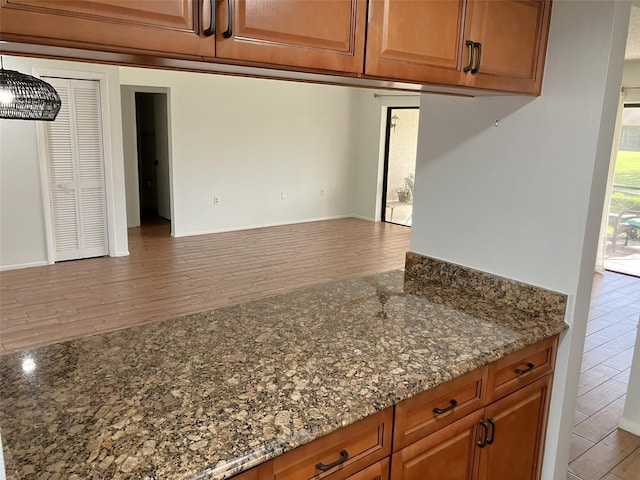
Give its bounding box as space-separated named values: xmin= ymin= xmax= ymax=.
xmin=380 ymin=106 xmax=419 ymax=225
xmin=34 ymin=68 xmax=115 ymax=264
xmin=120 ymin=85 xmax=174 ymax=235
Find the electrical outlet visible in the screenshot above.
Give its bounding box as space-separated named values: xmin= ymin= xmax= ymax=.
xmin=213 ymin=195 xmax=219 ymax=205
xmin=320 ymin=189 xmax=325 ymax=196
xmin=281 ymin=192 xmax=287 ymax=200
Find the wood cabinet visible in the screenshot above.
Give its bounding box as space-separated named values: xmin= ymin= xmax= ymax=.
xmin=0 ymin=0 xmax=214 ymax=57
xmin=346 ymin=458 xmax=390 ymax=480
xmin=393 ymin=366 xmax=488 ymax=451
xmin=477 ymin=376 xmax=552 ymax=480
xmin=0 ymin=0 xmax=552 ymax=94
xmin=365 ymin=0 xmax=551 ymax=94
xmin=228 ymin=336 xmax=558 ymax=480
xmin=391 ymin=410 xmax=483 ymax=480
xmin=364 ymin=0 xmax=468 ymax=85
xmin=463 ymin=0 xmax=551 ymax=94
xmin=270 ymin=407 xmax=392 ymax=480
xmin=215 ymin=0 xmax=367 ymax=73
xmin=390 ymin=336 xmax=557 ymax=480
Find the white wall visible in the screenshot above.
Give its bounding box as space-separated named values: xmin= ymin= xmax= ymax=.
xmin=0 ymin=56 xmax=128 ymax=270
xmin=410 ymin=2 xmax=629 ymax=479
xmin=119 ymin=68 xmax=361 ymax=237
xmin=351 ymin=90 xmax=420 ymax=220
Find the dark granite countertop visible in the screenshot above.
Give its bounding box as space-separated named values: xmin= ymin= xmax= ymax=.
xmin=0 ymin=268 xmax=568 ymax=480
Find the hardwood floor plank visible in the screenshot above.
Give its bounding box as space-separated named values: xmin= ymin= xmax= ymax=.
xmin=570 ymin=429 xmax=640 ymax=480
xmin=570 ymin=433 xmax=595 ymax=462
xmin=578 ymin=364 xmax=623 ymax=397
xmin=573 ymin=398 xmax=626 ymax=444
xmin=0 ymin=219 xmax=410 ymax=353
xmin=612 ymin=446 xmax=640 ymax=479
xmin=576 ymin=379 xmax=628 ymax=416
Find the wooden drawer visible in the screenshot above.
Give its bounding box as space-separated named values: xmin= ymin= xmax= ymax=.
xmin=345 ymin=458 xmax=389 ymax=480
xmin=486 ymin=336 xmax=558 ymax=403
xmin=393 ymin=366 xmax=488 ymax=451
xmin=272 ymin=407 xmax=393 ymax=480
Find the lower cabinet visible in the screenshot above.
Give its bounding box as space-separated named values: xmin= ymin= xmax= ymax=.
xmin=476 ymin=375 xmax=552 ymax=480
xmin=390 ymin=375 xmax=552 ymax=480
xmin=391 ymin=410 xmax=483 ymax=480
xmin=230 ymin=336 xmax=557 ymax=480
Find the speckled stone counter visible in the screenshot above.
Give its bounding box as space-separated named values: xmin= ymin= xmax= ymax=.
xmin=0 ymin=263 xmax=568 ymax=480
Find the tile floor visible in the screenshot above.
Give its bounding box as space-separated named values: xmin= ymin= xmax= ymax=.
xmin=568 ymin=271 xmax=640 ymax=480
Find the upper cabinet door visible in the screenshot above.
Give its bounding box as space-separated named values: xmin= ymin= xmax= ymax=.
xmin=0 ymin=0 xmax=214 ymax=57
xmin=365 ymin=0 xmax=467 ymax=85
xmin=464 ymin=0 xmax=551 ymax=94
xmin=215 ymin=0 xmax=366 ymax=73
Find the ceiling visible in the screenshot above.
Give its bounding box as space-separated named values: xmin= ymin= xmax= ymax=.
xmin=626 ymin=5 xmax=640 ymax=59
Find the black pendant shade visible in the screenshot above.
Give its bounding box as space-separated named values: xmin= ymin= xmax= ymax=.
xmin=0 ymin=66 xmax=62 ymax=121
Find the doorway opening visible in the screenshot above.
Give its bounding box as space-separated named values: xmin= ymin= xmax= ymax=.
xmin=381 ymin=107 xmax=419 ymax=226
xmin=604 ymin=103 xmax=640 ymax=277
xmin=134 ymin=92 xmax=171 ymax=230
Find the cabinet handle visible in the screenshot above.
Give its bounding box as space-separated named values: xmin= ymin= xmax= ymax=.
xmin=471 ymin=42 xmax=482 ymax=74
xmin=477 ymin=420 xmax=488 ymax=448
xmin=223 ymin=0 xmax=233 ymax=38
xmin=316 ymin=450 xmax=349 ymax=471
xmin=463 ymin=40 xmax=475 ymax=73
xmin=433 ymin=399 xmax=458 ymax=415
xmin=514 ymin=362 xmax=535 ymax=375
xmin=487 ymin=417 xmax=496 ymax=445
xmin=203 ymin=0 xmax=215 ymax=37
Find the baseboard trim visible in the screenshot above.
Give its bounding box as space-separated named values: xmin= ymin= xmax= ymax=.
xmin=351 ymin=215 xmax=376 ymax=222
xmin=173 ymin=215 xmax=354 ymax=238
xmin=619 ymin=417 xmax=640 ymax=436
xmin=112 ymin=251 xmax=130 ymax=257
xmin=0 ymin=260 xmax=48 ymax=272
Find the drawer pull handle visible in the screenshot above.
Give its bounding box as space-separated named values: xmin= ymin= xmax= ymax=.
xmin=316 ymin=450 xmax=349 ymax=471
xmin=202 ymin=0 xmax=215 ymax=37
xmin=433 ymin=399 xmax=458 ymax=415
xmin=514 ymin=362 xmax=535 ymax=375
xmin=471 ymin=42 xmax=482 ymax=74
xmin=463 ymin=40 xmax=475 ymax=73
xmin=487 ymin=417 xmax=496 ymax=445
xmin=223 ymin=0 xmax=234 ymax=38
xmin=477 ymin=420 xmax=489 ymax=448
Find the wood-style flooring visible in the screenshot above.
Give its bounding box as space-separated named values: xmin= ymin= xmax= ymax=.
xmin=1 ymin=218 xmax=638 ymax=479
xmin=569 ymin=271 xmax=640 ymax=480
xmin=0 ymin=218 xmax=410 ymax=354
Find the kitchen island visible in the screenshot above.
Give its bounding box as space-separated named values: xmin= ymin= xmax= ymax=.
xmin=0 ymin=256 xmax=568 ymax=480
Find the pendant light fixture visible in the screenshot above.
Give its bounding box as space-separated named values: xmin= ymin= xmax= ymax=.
xmin=0 ymin=57 xmax=61 ymax=121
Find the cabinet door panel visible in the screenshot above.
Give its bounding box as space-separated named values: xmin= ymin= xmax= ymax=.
xmin=365 ymin=0 xmax=467 ymax=84
xmin=347 ymin=458 xmax=389 ymax=480
xmin=391 ymin=409 xmax=482 ymax=480
xmin=0 ymin=0 xmax=213 ymax=57
xmin=216 ymin=0 xmax=366 ymax=73
xmin=465 ymin=0 xmax=550 ymax=93
xmin=478 ymin=375 xmax=552 ymax=480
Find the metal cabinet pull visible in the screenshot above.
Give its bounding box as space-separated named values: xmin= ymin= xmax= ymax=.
xmin=316 ymin=450 xmax=349 ymax=471
xmin=471 ymin=42 xmax=482 ymax=74
xmin=477 ymin=420 xmax=488 ymax=448
xmin=514 ymin=362 xmax=535 ymax=375
xmin=487 ymin=417 xmax=496 ymax=445
xmin=203 ymin=0 xmax=215 ymax=37
xmin=463 ymin=40 xmax=475 ymax=73
xmin=223 ymin=0 xmax=234 ymax=38
xmin=433 ymin=399 xmax=458 ymax=415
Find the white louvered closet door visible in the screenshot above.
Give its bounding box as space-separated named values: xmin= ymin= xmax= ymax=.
xmin=44 ymin=78 xmax=108 ymax=262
